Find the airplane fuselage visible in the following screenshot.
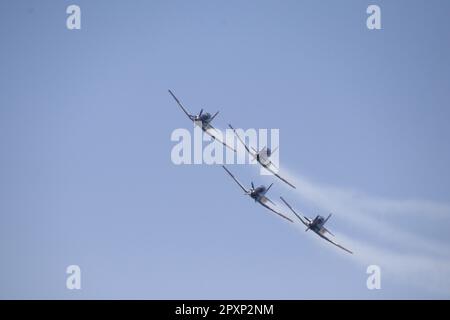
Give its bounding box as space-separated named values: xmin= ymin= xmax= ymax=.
xmin=193 ymin=119 xmax=211 ymax=131
xmin=256 ymin=153 xmax=271 ymax=166
xmin=308 ymin=215 xmax=326 ymax=232
xmin=250 ymin=186 xmax=266 ymax=201
xmin=250 ymin=193 xmax=261 ymax=202
xmin=199 ymin=113 xmax=211 ymax=122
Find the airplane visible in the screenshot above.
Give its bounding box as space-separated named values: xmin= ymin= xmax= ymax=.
xmin=168 ymin=89 xmax=236 ymax=152
xmin=222 ymin=165 xmax=293 ymax=223
xmin=228 ymin=124 xmax=296 ymax=189
xmin=280 ymin=197 xmax=353 ymax=254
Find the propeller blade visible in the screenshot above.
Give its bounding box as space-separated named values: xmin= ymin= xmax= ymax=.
xmin=251 ymin=182 xmax=255 ymax=189
xmin=271 ymin=146 xmax=279 ymax=155
xmin=199 ymin=109 xmax=203 ymax=117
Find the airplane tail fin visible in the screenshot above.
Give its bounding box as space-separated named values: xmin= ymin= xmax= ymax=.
xmin=209 ymin=111 xmax=219 ymax=122
xmin=324 ymin=213 xmax=332 ymax=225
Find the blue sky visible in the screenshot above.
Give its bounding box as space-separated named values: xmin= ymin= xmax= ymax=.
xmin=1 ymin=0 xmax=450 ymax=299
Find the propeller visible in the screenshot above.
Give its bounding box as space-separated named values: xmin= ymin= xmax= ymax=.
xmin=193 ymin=109 xmax=204 ymax=122
xmin=251 ymin=182 xmax=255 ymax=190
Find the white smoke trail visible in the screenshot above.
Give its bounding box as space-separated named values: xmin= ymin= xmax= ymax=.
xmin=338 ymin=233 xmax=450 ymax=295
xmin=275 ymin=167 xmax=450 ymax=295
xmin=288 ymin=171 xmax=450 ymax=219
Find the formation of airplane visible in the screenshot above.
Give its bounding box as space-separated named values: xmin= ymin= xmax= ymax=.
xmin=169 ymin=89 xmax=353 ymax=255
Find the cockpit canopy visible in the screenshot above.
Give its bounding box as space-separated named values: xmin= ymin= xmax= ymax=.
xmin=254 ymin=186 xmax=266 ymax=194
xmin=316 ymin=216 xmax=325 ymax=224
xmin=200 ymin=112 xmax=211 ymax=121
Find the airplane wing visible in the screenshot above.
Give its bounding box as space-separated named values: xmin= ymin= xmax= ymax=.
xmin=222 ymin=165 xmax=248 ymax=193
xmin=317 ymin=232 xmax=353 ymax=254
xmin=268 ymin=159 xmax=279 ymax=171
xmin=228 ymin=124 xmax=257 ymax=157
xmin=205 ymin=124 xmax=236 ymax=152
xmin=168 ymin=89 xmax=194 ymax=121
xmin=261 ymin=163 xmax=296 ymax=189
xmin=259 ymin=196 xmax=293 ymax=223
xmin=279 ymin=197 xmax=311 ymax=227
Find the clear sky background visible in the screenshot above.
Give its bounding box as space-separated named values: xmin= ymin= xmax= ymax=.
xmin=1 ymin=0 xmax=450 ymax=299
